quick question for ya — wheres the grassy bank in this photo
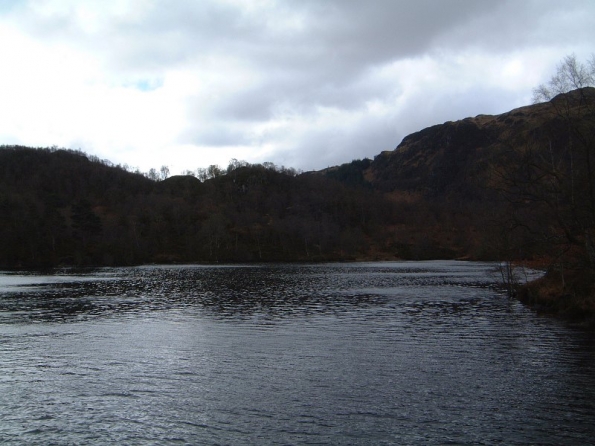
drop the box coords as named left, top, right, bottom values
left=517, top=268, right=595, bottom=329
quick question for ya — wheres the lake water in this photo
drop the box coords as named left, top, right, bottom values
left=0, top=261, right=594, bottom=445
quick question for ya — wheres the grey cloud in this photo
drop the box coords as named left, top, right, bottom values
left=276, top=84, right=530, bottom=172
left=14, top=1, right=578, bottom=87
left=168, top=0, right=554, bottom=127
left=18, top=1, right=593, bottom=74
left=208, top=71, right=393, bottom=122
left=14, top=1, right=507, bottom=74
left=437, top=0, right=595, bottom=53
left=164, top=0, right=594, bottom=168
left=6, top=0, right=595, bottom=172
left=178, top=123, right=250, bottom=148
left=269, top=114, right=400, bottom=171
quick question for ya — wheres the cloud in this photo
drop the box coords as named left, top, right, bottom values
left=0, top=0, right=594, bottom=173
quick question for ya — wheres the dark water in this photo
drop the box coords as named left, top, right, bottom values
left=0, top=261, right=594, bottom=445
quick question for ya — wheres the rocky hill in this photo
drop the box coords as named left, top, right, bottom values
left=322, top=87, right=595, bottom=322
left=1, top=88, right=594, bottom=274
left=330, top=87, right=595, bottom=199
left=2, top=88, right=595, bottom=322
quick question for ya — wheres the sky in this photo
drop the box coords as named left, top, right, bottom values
left=0, top=0, right=594, bottom=174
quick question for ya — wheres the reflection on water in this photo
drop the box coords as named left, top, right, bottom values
left=0, top=262, right=504, bottom=323
left=0, top=261, right=594, bottom=445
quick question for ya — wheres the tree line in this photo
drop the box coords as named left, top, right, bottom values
left=2, top=54, right=595, bottom=325
left=492, top=54, right=595, bottom=320
left=0, top=145, right=471, bottom=267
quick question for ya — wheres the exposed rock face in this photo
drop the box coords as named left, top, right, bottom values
left=364, top=87, right=595, bottom=200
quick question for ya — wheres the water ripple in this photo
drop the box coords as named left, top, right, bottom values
left=0, top=261, right=594, bottom=445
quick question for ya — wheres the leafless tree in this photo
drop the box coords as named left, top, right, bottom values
left=499, top=55, right=595, bottom=281
left=533, top=54, right=595, bottom=103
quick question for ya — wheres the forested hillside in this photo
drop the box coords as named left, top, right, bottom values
left=1, top=87, right=594, bottom=310
left=0, top=89, right=595, bottom=267
left=2, top=82, right=595, bottom=318
left=324, top=85, right=595, bottom=322
left=0, top=139, right=501, bottom=267
left=0, top=147, right=402, bottom=266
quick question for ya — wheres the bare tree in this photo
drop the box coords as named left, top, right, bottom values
left=533, top=54, right=595, bottom=103
left=159, top=165, right=170, bottom=181
left=498, top=55, right=595, bottom=282
left=146, top=168, right=160, bottom=181
left=227, top=158, right=248, bottom=173
left=195, top=167, right=208, bottom=182
left=207, top=164, right=224, bottom=179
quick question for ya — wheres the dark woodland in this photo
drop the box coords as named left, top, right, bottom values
left=1, top=85, right=595, bottom=322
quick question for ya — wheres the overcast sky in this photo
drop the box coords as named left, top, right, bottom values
left=0, top=0, right=593, bottom=174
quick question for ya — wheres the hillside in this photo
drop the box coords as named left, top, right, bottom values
left=2, top=88, right=595, bottom=322
left=328, top=88, right=595, bottom=198
left=0, top=146, right=405, bottom=266
left=1, top=89, right=594, bottom=276
left=322, top=87, right=595, bottom=323
left=365, top=101, right=555, bottom=196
